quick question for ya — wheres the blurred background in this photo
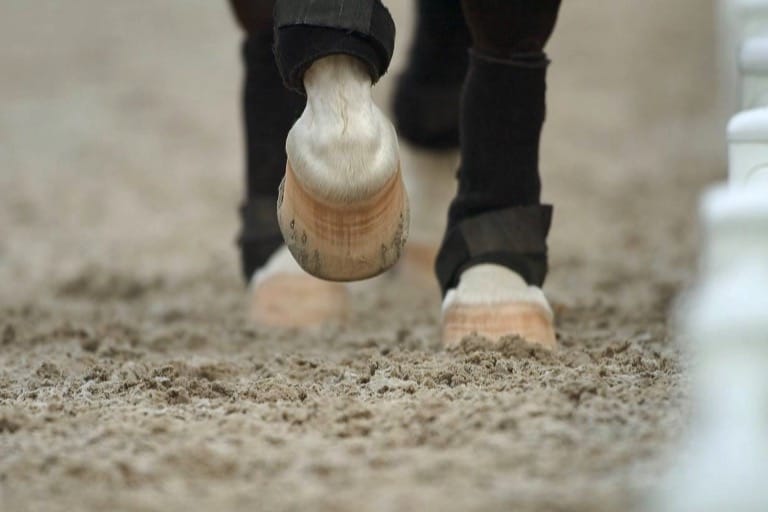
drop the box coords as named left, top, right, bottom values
left=1, top=1, right=244, bottom=297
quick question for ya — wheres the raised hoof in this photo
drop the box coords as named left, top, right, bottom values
left=277, top=162, right=409, bottom=282
left=248, top=273, right=349, bottom=328
left=441, top=301, right=556, bottom=349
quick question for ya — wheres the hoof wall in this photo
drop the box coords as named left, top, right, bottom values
left=277, top=163, right=409, bottom=282
left=441, top=301, right=556, bottom=350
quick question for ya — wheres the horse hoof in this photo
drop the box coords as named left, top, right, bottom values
left=441, top=264, right=556, bottom=349
left=247, top=246, right=349, bottom=328
left=278, top=55, right=408, bottom=281
left=277, top=162, right=408, bottom=281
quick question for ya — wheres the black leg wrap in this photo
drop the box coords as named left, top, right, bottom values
left=273, top=0, right=396, bottom=93
left=435, top=205, right=553, bottom=296
left=238, top=197, right=285, bottom=282
left=237, top=33, right=304, bottom=282
left=393, top=74, right=464, bottom=150
left=242, top=34, right=304, bottom=199
left=436, top=50, right=553, bottom=296
left=453, top=51, right=549, bottom=213
left=392, top=0, right=469, bottom=149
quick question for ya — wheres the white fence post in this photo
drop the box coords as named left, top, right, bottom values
left=655, top=6, right=768, bottom=508
left=655, top=185, right=768, bottom=512
left=740, top=36, right=768, bottom=108
left=719, top=0, right=768, bottom=110
left=727, top=109, right=768, bottom=184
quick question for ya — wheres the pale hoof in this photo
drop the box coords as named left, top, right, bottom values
left=441, top=264, right=556, bottom=350
left=279, top=55, right=407, bottom=282
left=278, top=162, right=409, bottom=281
left=247, top=246, right=349, bottom=328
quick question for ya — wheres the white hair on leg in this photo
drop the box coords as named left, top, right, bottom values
left=442, top=264, right=552, bottom=311
left=249, top=245, right=305, bottom=288
left=286, top=55, right=400, bottom=202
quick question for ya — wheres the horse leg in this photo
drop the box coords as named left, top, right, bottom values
left=231, top=0, right=349, bottom=328
left=392, top=0, right=469, bottom=285
left=439, top=0, right=563, bottom=349
left=273, top=0, right=407, bottom=282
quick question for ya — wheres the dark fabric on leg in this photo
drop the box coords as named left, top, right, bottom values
left=436, top=1, right=562, bottom=295
left=237, top=30, right=305, bottom=282
left=436, top=205, right=553, bottom=294
left=392, top=0, right=470, bottom=149
left=273, top=0, right=396, bottom=92
left=451, top=51, right=548, bottom=218
left=460, top=0, right=562, bottom=58
left=238, top=198, right=285, bottom=282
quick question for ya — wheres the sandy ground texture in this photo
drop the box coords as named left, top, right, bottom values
left=1, top=1, right=724, bottom=511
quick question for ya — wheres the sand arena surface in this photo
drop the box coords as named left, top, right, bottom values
left=1, top=1, right=722, bottom=510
